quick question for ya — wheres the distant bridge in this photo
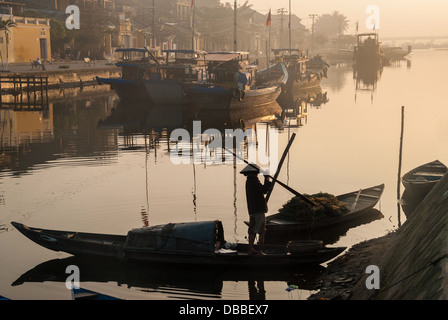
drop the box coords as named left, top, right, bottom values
left=379, top=35, right=448, bottom=45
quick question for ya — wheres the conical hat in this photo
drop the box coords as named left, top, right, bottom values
left=240, top=164, right=260, bottom=175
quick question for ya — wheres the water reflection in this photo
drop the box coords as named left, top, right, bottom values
left=353, top=63, right=383, bottom=103
left=12, top=256, right=324, bottom=300
left=0, top=91, right=120, bottom=176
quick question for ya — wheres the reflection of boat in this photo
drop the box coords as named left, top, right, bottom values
left=255, top=184, right=385, bottom=237
left=72, top=288, right=121, bottom=300
left=11, top=220, right=344, bottom=268
left=400, top=189, right=423, bottom=218
left=12, top=256, right=327, bottom=299
left=353, top=63, right=383, bottom=96
left=189, top=52, right=288, bottom=114
left=354, top=33, right=388, bottom=67
left=402, top=160, right=447, bottom=198
left=190, top=101, right=283, bottom=130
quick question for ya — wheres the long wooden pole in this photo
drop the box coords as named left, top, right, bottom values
left=233, top=0, right=237, bottom=52
left=265, top=132, right=296, bottom=202
left=224, top=146, right=317, bottom=207
left=397, top=105, right=405, bottom=227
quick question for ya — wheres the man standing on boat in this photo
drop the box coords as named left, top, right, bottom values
left=241, top=164, right=271, bottom=255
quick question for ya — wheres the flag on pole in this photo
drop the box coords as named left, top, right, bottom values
left=191, top=0, right=194, bottom=8
left=266, top=9, right=271, bottom=27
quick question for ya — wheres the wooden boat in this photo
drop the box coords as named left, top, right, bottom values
left=354, top=33, right=388, bottom=68
left=401, top=160, right=447, bottom=198
left=142, top=49, right=207, bottom=105
left=188, top=52, right=288, bottom=114
left=97, top=48, right=206, bottom=105
left=272, top=49, right=329, bottom=94
left=383, top=46, right=412, bottom=61
left=11, top=220, right=344, bottom=268
left=254, top=184, right=385, bottom=235
left=96, top=48, right=157, bottom=101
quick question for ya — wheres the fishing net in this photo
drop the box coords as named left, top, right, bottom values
left=277, top=192, right=349, bottom=221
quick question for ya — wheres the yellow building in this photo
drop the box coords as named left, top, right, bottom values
left=0, top=2, right=51, bottom=63
left=10, top=16, right=52, bottom=63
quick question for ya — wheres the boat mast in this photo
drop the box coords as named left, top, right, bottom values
left=233, top=0, right=237, bottom=51
left=289, top=0, right=291, bottom=51
left=152, top=0, right=155, bottom=48
left=191, top=0, right=195, bottom=51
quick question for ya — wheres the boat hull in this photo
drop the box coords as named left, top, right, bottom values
left=11, top=222, right=345, bottom=268
left=96, top=77, right=149, bottom=101
left=257, top=184, right=385, bottom=237
left=142, top=79, right=189, bottom=105
left=401, top=160, right=447, bottom=198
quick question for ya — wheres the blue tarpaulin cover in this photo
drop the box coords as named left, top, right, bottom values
left=125, top=220, right=224, bottom=253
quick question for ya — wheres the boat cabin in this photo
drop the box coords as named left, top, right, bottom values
left=356, top=33, right=380, bottom=47
left=157, top=49, right=208, bottom=83
left=115, top=48, right=160, bottom=81
left=272, top=48, right=308, bottom=76
left=199, top=51, right=257, bottom=89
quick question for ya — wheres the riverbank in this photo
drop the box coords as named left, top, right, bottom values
left=308, top=232, right=396, bottom=300
left=310, top=170, right=448, bottom=300
left=0, top=60, right=120, bottom=89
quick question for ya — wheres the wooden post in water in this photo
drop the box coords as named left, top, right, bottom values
left=397, top=106, right=405, bottom=227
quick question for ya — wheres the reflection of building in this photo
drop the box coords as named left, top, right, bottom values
left=0, top=2, right=51, bottom=62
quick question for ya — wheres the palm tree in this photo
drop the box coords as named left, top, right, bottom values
left=0, top=19, right=17, bottom=71
left=331, top=11, right=349, bottom=37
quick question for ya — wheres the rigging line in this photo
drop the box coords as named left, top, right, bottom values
left=378, top=253, right=448, bottom=294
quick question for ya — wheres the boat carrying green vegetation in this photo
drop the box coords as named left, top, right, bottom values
left=277, top=193, right=350, bottom=221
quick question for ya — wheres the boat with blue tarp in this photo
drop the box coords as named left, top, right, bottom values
left=11, top=220, right=344, bottom=268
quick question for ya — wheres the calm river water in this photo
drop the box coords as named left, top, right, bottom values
left=1, top=49, right=447, bottom=300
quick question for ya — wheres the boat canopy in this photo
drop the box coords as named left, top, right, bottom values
left=124, top=220, right=225, bottom=253
left=203, top=51, right=250, bottom=62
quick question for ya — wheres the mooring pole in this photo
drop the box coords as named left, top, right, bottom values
left=397, top=105, right=405, bottom=227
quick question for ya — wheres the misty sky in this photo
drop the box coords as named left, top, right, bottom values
left=224, top=0, right=448, bottom=38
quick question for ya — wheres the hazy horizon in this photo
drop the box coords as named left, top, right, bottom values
left=222, top=0, right=448, bottom=39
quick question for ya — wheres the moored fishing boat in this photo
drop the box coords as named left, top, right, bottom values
left=249, top=184, right=385, bottom=236
left=188, top=52, right=288, bottom=117
left=142, top=49, right=207, bottom=105
left=354, top=32, right=388, bottom=67
left=97, top=48, right=207, bottom=105
left=272, top=49, right=329, bottom=93
left=11, top=220, right=344, bottom=268
left=401, top=160, right=447, bottom=198
left=96, top=48, right=158, bottom=101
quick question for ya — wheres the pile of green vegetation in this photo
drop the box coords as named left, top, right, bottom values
left=277, top=192, right=349, bottom=221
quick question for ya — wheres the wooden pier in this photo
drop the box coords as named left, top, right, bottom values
left=0, top=75, right=49, bottom=110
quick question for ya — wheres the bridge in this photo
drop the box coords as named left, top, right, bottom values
left=379, top=35, right=448, bottom=46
